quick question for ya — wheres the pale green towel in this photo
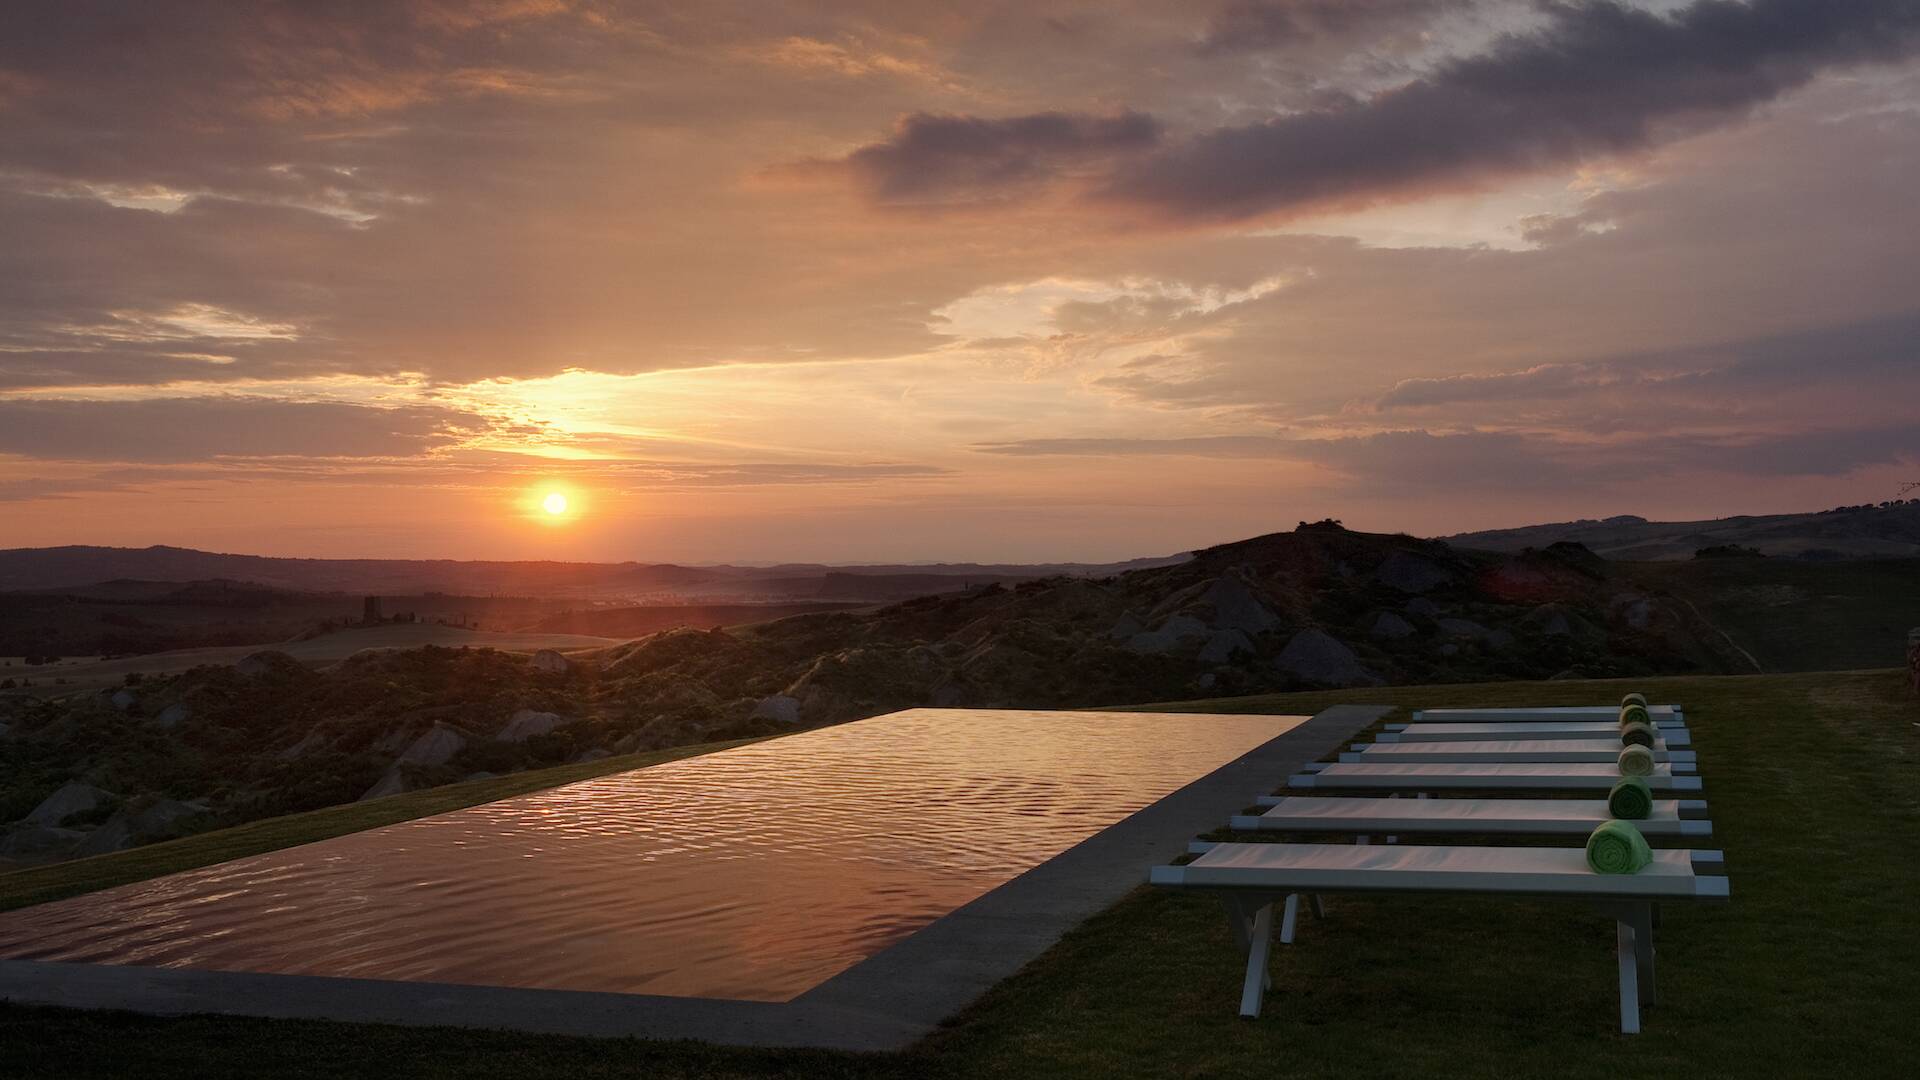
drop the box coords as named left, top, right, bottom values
left=1622, top=692, right=1648, bottom=709
left=1619, top=702, right=1651, bottom=728
left=1608, top=776, right=1653, bottom=820
left=1617, top=743, right=1656, bottom=776
left=1586, top=819, right=1653, bottom=874
left=1620, top=720, right=1656, bottom=748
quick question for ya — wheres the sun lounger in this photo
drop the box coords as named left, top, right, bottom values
left=1230, top=795, right=1712, bottom=837
left=1288, top=762, right=1702, bottom=792
left=1381, top=721, right=1689, bottom=746
left=1413, top=705, right=1681, bottom=723
left=1150, top=841, right=1728, bottom=1031
left=1341, top=739, right=1695, bottom=764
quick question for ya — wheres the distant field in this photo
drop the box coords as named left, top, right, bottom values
left=526, top=601, right=868, bottom=637
left=5, top=624, right=621, bottom=695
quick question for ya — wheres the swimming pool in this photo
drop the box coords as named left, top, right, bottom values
left=0, top=708, right=1304, bottom=1002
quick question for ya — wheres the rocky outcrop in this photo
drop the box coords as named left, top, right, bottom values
left=1274, top=629, right=1378, bottom=687
left=531, top=649, right=572, bottom=674
left=1106, top=611, right=1144, bottom=640
left=1437, top=618, right=1514, bottom=650
left=1611, top=594, right=1655, bottom=630
left=1197, top=629, right=1253, bottom=664
left=497, top=709, right=566, bottom=743
left=1125, top=615, right=1209, bottom=654
left=110, top=689, right=138, bottom=711
left=1376, top=552, right=1452, bottom=594
left=750, top=695, right=802, bottom=725
left=24, top=781, right=112, bottom=826
left=72, top=799, right=204, bottom=857
left=278, top=726, right=328, bottom=761
left=151, top=703, right=191, bottom=729
left=1370, top=611, right=1416, bottom=640
left=1200, top=575, right=1280, bottom=634
left=235, top=650, right=296, bottom=678
left=1525, top=604, right=1575, bottom=636
left=398, top=723, right=468, bottom=767
left=360, top=723, right=470, bottom=801
left=0, top=825, right=82, bottom=858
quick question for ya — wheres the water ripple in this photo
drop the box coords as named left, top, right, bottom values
left=0, top=708, right=1298, bottom=1001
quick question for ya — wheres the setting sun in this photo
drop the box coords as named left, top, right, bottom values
left=542, top=492, right=569, bottom=515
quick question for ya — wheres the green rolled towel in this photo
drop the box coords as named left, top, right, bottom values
left=1619, top=702, right=1651, bottom=728
left=1608, top=775, right=1654, bottom=819
left=1622, top=692, right=1648, bottom=709
left=1620, top=720, right=1656, bottom=748
left=1586, top=819, right=1653, bottom=874
left=1617, top=743, right=1655, bottom=776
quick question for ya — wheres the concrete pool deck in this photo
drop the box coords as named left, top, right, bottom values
left=0, top=703, right=1388, bottom=1051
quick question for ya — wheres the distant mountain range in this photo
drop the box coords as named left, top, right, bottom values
left=1445, top=502, right=1920, bottom=560
left=0, top=545, right=1189, bottom=599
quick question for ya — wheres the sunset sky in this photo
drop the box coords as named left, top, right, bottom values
left=3, top=0, right=1918, bottom=562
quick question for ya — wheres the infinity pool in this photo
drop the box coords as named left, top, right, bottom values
left=0, top=708, right=1302, bottom=1001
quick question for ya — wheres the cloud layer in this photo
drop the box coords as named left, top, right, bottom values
left=2, top=1, right=1918, bottom=559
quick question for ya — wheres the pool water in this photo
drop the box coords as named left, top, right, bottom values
left=0, top=708, right=1302, bottom=1001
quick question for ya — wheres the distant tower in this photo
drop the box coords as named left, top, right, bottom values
left=363, top=596, right=384, bottom=624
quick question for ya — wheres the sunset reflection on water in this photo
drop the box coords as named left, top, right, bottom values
left=0, top=708, right=1301, bottom=1001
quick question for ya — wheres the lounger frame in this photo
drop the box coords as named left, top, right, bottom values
left=1152, top=843, right=1727, bottom=1032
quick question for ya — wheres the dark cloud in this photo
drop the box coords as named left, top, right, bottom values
left=1378, top=310, right=1920, bottom=410
left=1112, top=0, right=1920, bottom=220
left=970, top=422, right=1920, bottom=491
left=1196, top=0, right=1464, bottom=55
left=974, top=434, right=1291, bottom=457
left=0, top=397, right=493, bottom=463
left=830, top=110, right=1162, bottom=205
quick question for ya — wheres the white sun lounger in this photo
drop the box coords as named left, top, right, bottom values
left=1150, top=842, right=1728, bottom=1031
left=1414, top=705, right=1680, bottom=723
left=1231, top=795, right=1713, bottom=837
left=1341, top=739, right=1695, bottom=764
left=1289, top=762, right=1703, bottom=792
left=1381, top=721, right=1689, bottom=746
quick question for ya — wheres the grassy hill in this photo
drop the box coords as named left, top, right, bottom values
left=2, top=668, right=1914, bottom=1078
left=8, top=521, right=1916, bottom=869
left=1447, top=502, right=1920, bottom=560
left=1626, top=557, right=1920, bottom=672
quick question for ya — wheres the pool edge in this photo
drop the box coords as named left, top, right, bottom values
left=0, top=704, right=1390, bottom=1052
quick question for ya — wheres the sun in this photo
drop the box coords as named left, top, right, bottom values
left=542, top=491, right=569, bottom=516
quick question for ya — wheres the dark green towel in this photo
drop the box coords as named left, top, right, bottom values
left=1619, top=702, right=1652, bottom=728
left=1617, top=743, right=1655, bottom=776
left=1620, top=720, right=1656, bottom=748
left=1608, top=776, right=1653, bottom=819
left=1586, top=819, right=1653, bottom=874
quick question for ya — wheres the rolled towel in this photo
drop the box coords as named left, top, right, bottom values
left=1620, top=720, right=1656, bottom=748
left=1608, top=775, right=1654, bottom=819
left=1586, top=819, right=1653, bottom=874
left=1619, top=702, right=1652, bottom=728
left=1617, top=743, right=1656, bottom=776
left=1622, top=692, right=1648, bottom=709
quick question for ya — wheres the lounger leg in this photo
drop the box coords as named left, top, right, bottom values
left=1632, top=902, right=1657, bottom=1006
left=1240, top=902, right=1274, bottom=1019
left=1279, top=892, right=1300, bottom=945
left=1308, top=893, right=1327, bottom=920
left=1616, top=919, right=1642, bottom=1034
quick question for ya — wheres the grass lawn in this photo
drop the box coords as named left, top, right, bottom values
left=3, top=670, right=1916, bottom=1078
